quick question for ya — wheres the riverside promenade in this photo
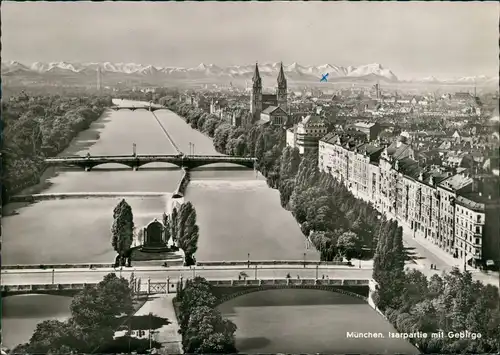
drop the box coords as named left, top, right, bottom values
left=114, top=294, right=183, bottom=354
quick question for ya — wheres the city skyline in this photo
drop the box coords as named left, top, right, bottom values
left=2, top=1, right=498, bottom=79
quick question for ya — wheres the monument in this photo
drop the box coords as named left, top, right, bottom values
left=141, top=218, right=169, bottom=252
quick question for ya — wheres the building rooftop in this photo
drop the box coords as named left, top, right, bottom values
left=438, top=173, right=474, bottom=191
left=397, top=157, right=421, bottom=179
left=301, top=114, right=324, bottom=126
left=356, top=143, right=384, bottom=156
left=320, top=131, right=366, bottom=147
left=456, top=192, right=500, bottom=212
left=261, top=106, right=287, bottom=115
left=386, top=141, right=412, bottom=160
left=353, top=121, right=377, bottom=129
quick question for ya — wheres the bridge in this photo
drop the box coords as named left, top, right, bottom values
left=110, top=105, right=165, bottom=112
left=45, top=154, right=257, bottom=171
left=1, top=277, right=377, bottom=302
left=1, top=264, right=375, bottom=296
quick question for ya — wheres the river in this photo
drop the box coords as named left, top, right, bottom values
left=219, top=289, right=418, bottom=354
left=2, top=99, right=413, bottom=352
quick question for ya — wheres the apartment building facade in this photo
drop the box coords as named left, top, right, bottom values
left=318, top=133, right=500, bottom=268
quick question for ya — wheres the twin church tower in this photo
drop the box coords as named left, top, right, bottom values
left=250, top=62, right=288, bottom=121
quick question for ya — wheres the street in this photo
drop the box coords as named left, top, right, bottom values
left=1, top=266, right=374, bottom=286
left=402, top=226, right=500, bottom=287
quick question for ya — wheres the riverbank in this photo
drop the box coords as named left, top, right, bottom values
left=2, top=96, right=113, bottom=203
left=3, top=109, right=110, bottom=216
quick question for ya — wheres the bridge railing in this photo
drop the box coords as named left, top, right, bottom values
left=1, top=259, right=353, bottom=270
left=1, top=283, right=91, bottom=293
left=196, top=260, right=350, bottom=267
left=2, top=278, right=372, bottom=295
left=2, top=263, right=114, bottom=270
left=187, top=155, right=256, bottom=160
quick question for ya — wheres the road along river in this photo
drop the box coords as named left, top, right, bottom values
left=2, top=100, right=415, bottom=353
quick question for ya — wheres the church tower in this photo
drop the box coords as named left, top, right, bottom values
left=250, top=63, right=262, bottom=122
left=277, top=62, right=287, bottom=112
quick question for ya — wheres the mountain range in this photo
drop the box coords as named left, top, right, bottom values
left=2, top=61, right=497, bottom=87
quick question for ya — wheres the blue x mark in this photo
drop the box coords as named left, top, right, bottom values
left=320, top=73, right=329, bottom=82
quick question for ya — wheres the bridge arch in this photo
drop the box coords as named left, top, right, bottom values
left=136, top=161, right=182, bottom=170
left=78, top=161, right=137, bottom=170
left=186, top=160, right=255, bottom=170
left=1, top=288, right=84, bottom=298
left=212, top=284, right=369, bottom=307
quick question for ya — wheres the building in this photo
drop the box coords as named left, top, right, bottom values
left=455, top=191, right=500, bottom=268
left=260, top=106, right=288, bottom=126
left=318, top=132, right=368, bottom=184
left=250, top=63, right=288, bottom=125
left=286, top=112, right=328, bottom=154
left=318, top=134, right=500, bottom=268
left=351, top=122, right=382, bottom=141
left=436, top=173, right=474, bottom=255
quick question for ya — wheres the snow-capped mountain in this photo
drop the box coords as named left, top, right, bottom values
left=412, top=74, right=497, bottom=86
left=1, top=60, right=496, bottom=86
left=346, top=63, right=398, bottom=81
left=2, top=61, right=31, bottom=72
left=3, top=60, right=400, bottom=81
left=419, top=76, right=440, bottom=83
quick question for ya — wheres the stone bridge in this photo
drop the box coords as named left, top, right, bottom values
left=205, top=278, right=376, bottom=305
left=1, top=283, right=92, bottom=297
left=1, top=278, right=377, bottom=302
left=45, top=154, right=257, bottom=171
left=110, top=105, right=164, bottom=112
left=130, top=278, right=376, bottom=303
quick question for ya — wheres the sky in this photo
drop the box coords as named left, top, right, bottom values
left=2, top=1, right=498, bottom=79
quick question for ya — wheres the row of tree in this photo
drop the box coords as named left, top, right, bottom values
left=176, top=277, right=237, bottom=354
left=163, top=99, right=381, bottom=261
left=2, top=94, right=113, bottom=203
left=11, top=274, right=157, bottom=354
left=372, top=218, right=500, bottom=353
left=282, top=151, right=382, bottom=261
left=163, top=98, right=286, bottom=181
left=164, top=94, right=500, bottom=353
left=163, top=202, right=200, bottom=266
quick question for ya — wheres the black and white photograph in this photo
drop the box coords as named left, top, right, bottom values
left=1, top=1, right=499, bottom=354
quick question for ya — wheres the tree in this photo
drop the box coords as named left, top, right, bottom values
left=71, top=274, right=133, bottom=328
left=310, top=231, right=332, bottom=261
left=25, top=320, right=77, bottom=354
left=254, top=133, right=266, bottom=162
left=336, top=231, right=362, bottom=261
left=171, top=202, right=200, bottom=266
left=111, top=199, right=135, bottom=266
left=170, top=207, right=178, bottom=244
left=162, top=212, right=171, bottom=245
left=19, top=273, right=135, bottom=354
left=184, top=306, right=237, bottom=354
